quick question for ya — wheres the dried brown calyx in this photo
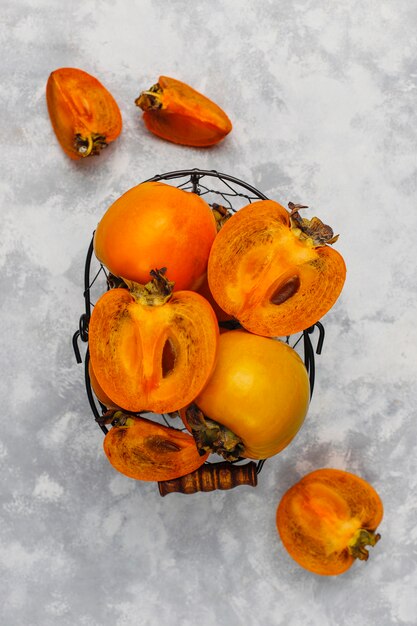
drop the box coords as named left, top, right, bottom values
left=74, top=133, right=108, bottom=157
left=185, top=404, right=245, bottom=462
left=123, top=267, right=175, bottom=306
left=135, top=82, right=164, bottom=111
left=288, top=202, right=339, bottom=246
left=211, top=203, right=232, bottom=232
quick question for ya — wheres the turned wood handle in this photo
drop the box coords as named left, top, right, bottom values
left=158, top=461, right=258, bottom=496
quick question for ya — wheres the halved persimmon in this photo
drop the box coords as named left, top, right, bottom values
left=103, top=413, right=209, bottom=482
left=88, top=269, right=219, bottom=414
left=46, top=67, right=122, bottom=159
left=94, top=181, right=217, bottom=291
left=276, top=469, right=383, bottom=576
left=135, top=76, right=232, bottom=147
left=208, top=200, right=346, bottom=337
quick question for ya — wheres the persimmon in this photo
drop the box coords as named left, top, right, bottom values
left=276, top=469, right=383, bottom=576
left=208, top=200, right=346, bottom=337
left=197, top=274, right=233, bottom=323
left=135, top=76, right=232, bottom=147
left=88, top=359, right=120, bottom=410
left=184, top=329, right=310, bottom=461
left=46, top=67, right=122, bottom=159
left=88, top=269, right=219, bottom=414
left=103, top=412, right=209, bottom=481
left=94, top=181, right=217, bottom=291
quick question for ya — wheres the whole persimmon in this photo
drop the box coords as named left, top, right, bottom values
left=183, top=329, right=310, bottom=461
left=94, top=181, right=217, bottom=291
left=276, top=469, right=383, bottom=576
left=208, top=200, right=346, bottom=337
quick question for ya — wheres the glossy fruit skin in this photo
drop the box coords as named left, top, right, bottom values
left=194, top=330, right=310, bottom=459
left=136, top=76, right=232, bottom=146
left=46, top=67, right=122, bottom=159
left=104, top=415, right=209, bottom=481
left=88, top=286, right=219, bottom=414
left=276, top=469, right=383, bottom=576
left=94, top=181, right=217, bottom=291
left=208, top=200, right=346, bottom=337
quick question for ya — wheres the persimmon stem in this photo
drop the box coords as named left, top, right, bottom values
left=288, top=201, right=339, bottom=246
left=75, top=133, right=107, bottom=157
left=186, top=404, right=245, bottom=462
left=125, top=268, right=175, bottom=306
left=135, top=83, right=164, bottom=111
left=348, top=529, right=381, bottom=561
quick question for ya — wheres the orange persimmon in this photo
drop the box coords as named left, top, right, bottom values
left=88, top=359, right=120, bottom=410
left=103, top=413, right=209, bottom=481
left=88, top=269, right=219, bottom=414
left=208, top=200, right=346, bottom=337
left=46, top=67, right=122, bottom=159
left=94, top=181, right=217, bottom=291
left=276, top=469, right=383, bottom=576
left=182, top=329, right=310, bottom=461
left=197, top=274, right=233, bottom=323
left=135, top=76, right=232, bottom=147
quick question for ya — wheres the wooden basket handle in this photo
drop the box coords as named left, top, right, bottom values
left=158, top=461, right=258, bottom=496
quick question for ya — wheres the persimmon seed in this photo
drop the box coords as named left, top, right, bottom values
left=270, top=275, right=301, bottom=305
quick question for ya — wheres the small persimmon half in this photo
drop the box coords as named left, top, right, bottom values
left=46, top=67, right=122, bottom=159
left=88, top=269, right=219, bottom=414
left=103, top=413, right=209, bottom=482
left=135, top=76, right=232, bottom=147
left=276, top=469, right=383, bottom=576
left=94, top=181, right=217, bottom=291
left=208, top=200, right=346, bottom=337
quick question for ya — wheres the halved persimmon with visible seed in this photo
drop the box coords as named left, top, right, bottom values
left=276, top=469, right=383, bottom=576
left=135, top=76, right=232, bottom=147
left=88, top=269, right=219, bottom=414
left=46, top=67, right=122, bottom=159
left=103, top=412, right=209, bottom=481
left=208, top=200, right=346, bottom=337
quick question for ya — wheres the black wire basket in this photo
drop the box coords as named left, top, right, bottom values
left=72, top=168, right=325, bottom=495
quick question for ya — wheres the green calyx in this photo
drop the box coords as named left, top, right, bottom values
left=348, top=528, right=381, bottom=561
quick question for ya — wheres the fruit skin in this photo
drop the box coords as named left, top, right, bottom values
left=207, top=199, right=346, bottom=337
left=276, top=468, right=383, bottom=576
left=192, top=329, right=310, bottom=460
left=46, top=67, right=122, bottom=159
left=94, top=181, right=217, bottom=291
left=135, top=76, right=232, bottom=147
left=88, top=276, right=219, bottom=415
left=103, top=414, right=209, bottom=481
left=88, top=359, right=120, bottom=410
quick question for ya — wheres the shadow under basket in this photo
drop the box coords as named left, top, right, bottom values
left=72, top=168, right=325, bottom=496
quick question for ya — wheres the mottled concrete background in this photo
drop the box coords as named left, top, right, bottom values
left=1, top=1, right=416, bottom=624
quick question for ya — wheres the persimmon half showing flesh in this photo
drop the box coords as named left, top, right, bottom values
left=88, top=270, right=219, bottom=414
left=94, top=181, right=217, bottom=291
left=103, top=413, right=209, bottom=482
left=276, top=469, right=383, bottom=576
left=183, top=329, right=310, bottom=461
left=208, top=200, right=346, bottom=337
left=135, top=76, right=232, bottom=147
left=46, top=67, right=122, bottom=159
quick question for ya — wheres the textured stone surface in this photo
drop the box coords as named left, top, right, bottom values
left=1, top=1, right=416, bottom=624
